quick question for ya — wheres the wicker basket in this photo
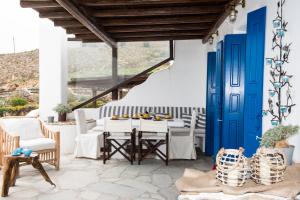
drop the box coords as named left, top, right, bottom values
left=216, top=147, right=249, bottom=187
left=251, top=147, right=287, bottom=185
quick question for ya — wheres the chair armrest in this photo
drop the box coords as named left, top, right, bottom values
left=40, top=122, right=60, bottom=142
left=0, top=127, right=20, bottom=156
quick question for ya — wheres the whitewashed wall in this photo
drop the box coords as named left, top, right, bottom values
left=104, top=1, right=300, bottom=162
left=37, top=0, right=300, bottom=162
left=202, top=0, right=300, bottom=162
left=106, top=40, right=207, bottom=108
left=39, top=19, right=68, bottom=121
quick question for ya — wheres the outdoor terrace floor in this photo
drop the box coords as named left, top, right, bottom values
left=0, top=155, right=212, bottom=200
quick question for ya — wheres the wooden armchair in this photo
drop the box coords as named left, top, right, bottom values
left=0, top=117, right=60, bottom=170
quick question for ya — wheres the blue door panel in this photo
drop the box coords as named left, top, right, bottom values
left=205, top=52, right=216, bottom=156
left=244, top=7, right=266, bottom=157
left=213, top=41, right=223, bottom=156
left=222, top=34, right=246, bottom=149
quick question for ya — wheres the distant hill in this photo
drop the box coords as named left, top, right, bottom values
left=0, top=50, right=39, bottom=92
left=0, top=41, right=169, bottom=93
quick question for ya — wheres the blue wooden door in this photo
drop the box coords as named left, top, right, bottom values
left=205, top=52, right=216, bottom=156
left=222, top=34, right=246, bottom=149
left=244, top=7, right=266, bottom=156
left=213, top=41, right=224, bottom=155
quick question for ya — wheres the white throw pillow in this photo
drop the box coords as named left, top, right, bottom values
left=0, top=118, right=45, bottom=140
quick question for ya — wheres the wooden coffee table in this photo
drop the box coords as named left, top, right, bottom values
left=1, top=153, right=55, bottom=197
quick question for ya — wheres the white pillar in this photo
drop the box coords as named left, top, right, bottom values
left=39, top=19, right=68, bottom=121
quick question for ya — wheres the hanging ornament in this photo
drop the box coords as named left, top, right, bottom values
left=273, top=19, right=281, bottom=28
left=269, top=90, right=276, bottom=97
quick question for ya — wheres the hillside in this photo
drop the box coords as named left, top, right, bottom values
left=0, top=41, right=169, bottom=97
left=0, top=49, right=39, bottom=92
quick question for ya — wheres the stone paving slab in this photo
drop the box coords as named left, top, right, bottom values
left=0, top=155, right=211, bottom=200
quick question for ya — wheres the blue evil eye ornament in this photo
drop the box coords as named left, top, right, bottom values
left=266, top=58, right=273, bottom=66
left=273, top=19, right=281, bottom=28
left=276, top=28, right=285, bottom=37
left=273, top=82, right=282, bottom=88
left=269, top=90, right=276, bottom=97
left=271, top=120, right=279, bottom=126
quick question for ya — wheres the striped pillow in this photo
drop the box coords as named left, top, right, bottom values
left=196, top=114, right=206, bottom=129
left=181, top=113, right=192, bottom=128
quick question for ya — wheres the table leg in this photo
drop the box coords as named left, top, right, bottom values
left=1, top=159, right=14, bottom=197
left=10, top=161, right=19, bottom=186
left=31, top=157, right=55, bottom=186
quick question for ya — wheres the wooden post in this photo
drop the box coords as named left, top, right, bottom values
left=92, top=88, right=97, bottom=107
left=112, top=47, right=118, bottom=100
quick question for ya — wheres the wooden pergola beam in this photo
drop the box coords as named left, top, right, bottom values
left=79, top=0, right=229, bottom=7
left=66, top=27, right=91, bottom=34
left=75, top=35, right=203, bottom=43
left=118, top=31, right=206, bottom=38
left=54, top=20, right=83, bottom=28
left=20, top=0, right=60, bottom=8
left=76, top=31, right=206, bottom=40
left=55, top=0, right=117, bottom=48
left=92, top=6, right=225, bottom=18
left=40, top=11, right=73, bottom=19
left=105, top=23, right=211, bottom=33
left=100, top=15, right=219, bottom=26
left=202, top=0, right=242, bottom=43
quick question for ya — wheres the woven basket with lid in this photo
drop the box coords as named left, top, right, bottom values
left=251, top=147, right=287, bottom=185
left=216, top=147, right=249, bottom=187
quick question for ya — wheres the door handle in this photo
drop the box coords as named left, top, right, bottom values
left=218, top=119, right=223, bottom=122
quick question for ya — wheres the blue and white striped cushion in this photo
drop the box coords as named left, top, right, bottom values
left=181, top=113, right=192, bottom=128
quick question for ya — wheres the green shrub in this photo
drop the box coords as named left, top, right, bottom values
left=260, top=125, right=299, bottom=148
left=53, top=104, right=72, bottom=114
left=9, top=97, right=28, bottom=107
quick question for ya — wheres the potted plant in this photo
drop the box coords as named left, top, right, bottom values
left=53, top=104, right=71, bottom=122
left=260, top=125, right=299, bottom=165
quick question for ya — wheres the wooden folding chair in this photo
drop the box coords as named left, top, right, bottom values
left=103, top=118, right=135, bottom=165
left=138, top=119, right=169, bottom=165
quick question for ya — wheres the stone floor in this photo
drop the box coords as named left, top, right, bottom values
left=0, top=155, right=212, bottom=200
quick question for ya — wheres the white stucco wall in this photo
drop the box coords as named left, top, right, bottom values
left=104, top=1, right=300, bottom=162
left=37, top=0, right=300, bottom=162
left=107, top=40, right=207, bottom=108
left=39, top=19, right=68, bottom=121
left=203, top=0, right=300, bottom=162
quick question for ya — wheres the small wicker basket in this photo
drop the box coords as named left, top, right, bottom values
left=216, top=147, right=249, bottom=187
left=251, top=147, right=287, bottom=185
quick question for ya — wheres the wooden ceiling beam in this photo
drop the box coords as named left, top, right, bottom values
left=74, top=35, right=204, bottom=42
left=203, top=0, right=241, bottom=43
left=54, top=20, right=83, bottom=27
left=100, top=15, right=218, bottom=26
left=66, top=27, right=91, bottom=34
left=117, top=35, right=204, bottom=42
left=56, top=0, right=117, bottom=47
left=40, top=11, right=73, bottom=19
left=75, top=30, right=206, bottom=39
left=92, top=6, right=225, bottom=18
left=20, top=0, right=60, bottom=8
left=105, top=23, right=212, bottom=33
left=112, top=30, right=206, bottom=38
left=79, top=0, right=229, bottom=7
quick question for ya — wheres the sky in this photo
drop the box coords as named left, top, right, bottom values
left=0, top=0, right=40, bottom=54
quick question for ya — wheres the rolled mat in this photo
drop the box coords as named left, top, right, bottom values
left=175, top=165, right=300, bottom=199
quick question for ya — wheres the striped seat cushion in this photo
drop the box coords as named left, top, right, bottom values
left=196, top=113, right=206, bottom=130
left=99, top=105, right=206, bottom=131
left=181, top=114, right=192, bottom=128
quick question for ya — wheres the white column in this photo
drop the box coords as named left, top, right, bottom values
left=39, top=19, right=68, bottom=121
